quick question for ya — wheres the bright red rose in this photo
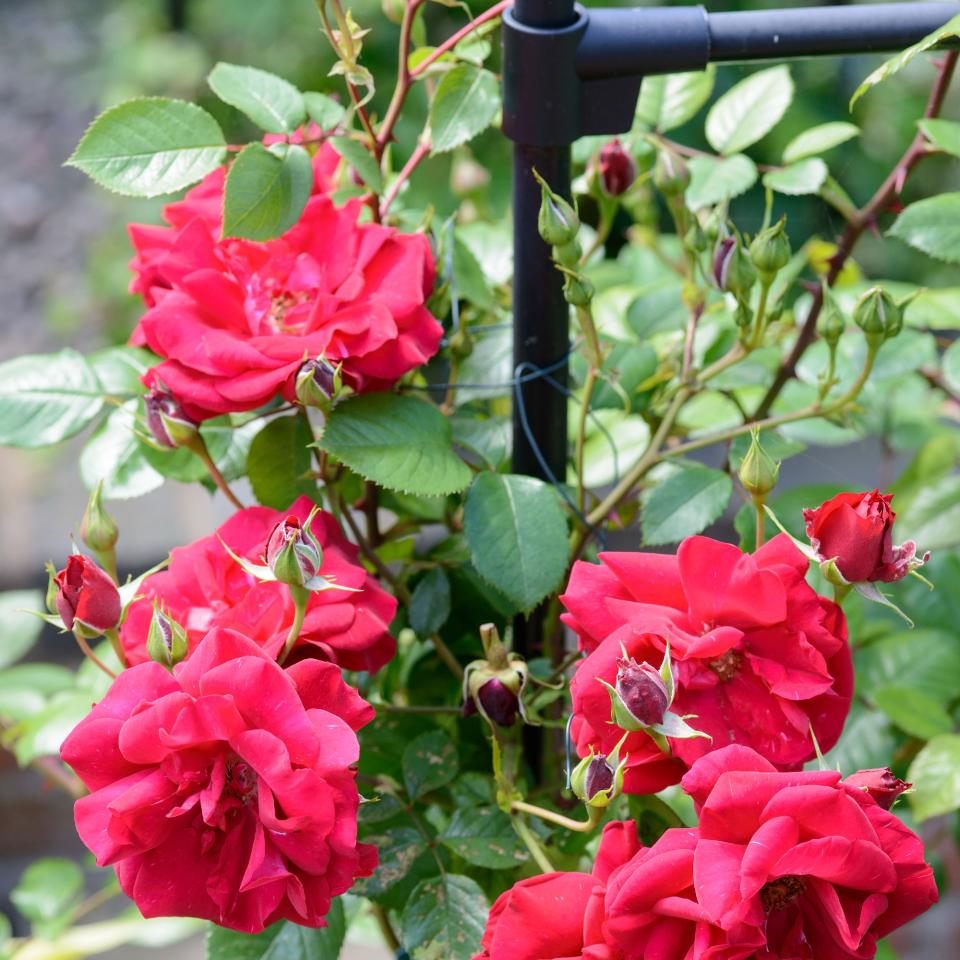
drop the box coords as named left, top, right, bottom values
left=120, top=496, right=396, bottom=672
left=803, top=489, right=928, bottom=583
left=678, top=745, right=938, bottom=959
left=844, top=767, right=912, bottom=811
left=54, top=555, right=121, bottom=634
left=127, top=142, right=442, bottom=420
left=562, top=535, right=853, bottom=794
left=60, top=628, right=376, bottom=933
left=474, top=821, right=642, bottom=960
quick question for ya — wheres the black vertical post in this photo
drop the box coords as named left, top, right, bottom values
left=510, top=0, right=578, bottom=668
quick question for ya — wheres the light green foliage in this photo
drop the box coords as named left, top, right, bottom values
left=888, top=192, right=960, bottom=264
left=635, top=67, right=715, bottom=132
left=246, top=415, right=317, bottom=510
left=642, top=462, right=732, bottom=546
left=208, top=62, right=307, bottom=133
left=705, top=65, right=794, bottom=155
left=429, top=65, right=500, bottom=153
left=401, top=875, right=489, bottom=960
left=206, top=902, right=345, bottom=960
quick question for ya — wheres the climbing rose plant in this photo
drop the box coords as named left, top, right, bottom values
left=1, top=3, right=959, bottom=959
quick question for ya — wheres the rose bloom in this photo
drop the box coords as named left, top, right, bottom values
left=54, top=555, right=121, bottom=634
left=803, top=490, right=927, bottom=583
left=120, top=496, right=397, bottom=672
left=61, top=628, right=376, bottom=932
left=127, top=141, right=443, bottom=420
left=562, top=535, right=853, bottom=794
left=674, top=745, right=938, bottom=959
left=474, top=821, right=642, bottom=960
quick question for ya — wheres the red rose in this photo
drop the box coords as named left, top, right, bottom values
left=54, top=555, right=121, bottom=634
left=595, top=139, right=637, bottom=197
left=677, top=745, right=937, bottom=959
left=803, top=489, right=928, bottom=583
left=60, top=628, right=376, bottom=933
left=844, top=767, right=912, bottom=810
left=127, top=143, right=442, bottom=420
left=562, top=535, right=853, bottom=793
left=474, top=821, right=641, bottom=960
left=120, top=497, right=396, bottom=672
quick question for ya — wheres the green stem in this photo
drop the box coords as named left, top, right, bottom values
left=429, top=631, right=465, bottom=680
left=749, top=280, right=772, bottom=349
left=103, top=628, right=127, bottom=669
left=511, top=815, right=556, bottom=873
left=510, top=799, right=602, bottom=834
left=754, top=498, right=766, bottom=553
left=575, top=365, right=598, bottom=515
left=279, top=586, right=309, bottom=664
left=192, top=442, right=244, bottom=510
left=74, top=632, right=117, bottom=679
left=377, top=703, right=462, bottom=715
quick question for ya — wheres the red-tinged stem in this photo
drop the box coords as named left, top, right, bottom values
left=74, top=632, right=117, bottom=679
left=410, top=0, right=514, bottom=80
left=380, top=138, right=431, bottom=216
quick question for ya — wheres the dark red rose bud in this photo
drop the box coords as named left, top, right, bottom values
left=144, top=387, right=200, bottom=449
left=844, top=768, right=911, bottom=810
left=54, top=555, right=121, bottom=634
left=803, top=490, right=928, bottom=584
left=596, top=139, right=637, bottom=197
left=464, top=678, right=520, bottom=726
left=616, top=656, right=669, bottom=727
left=582, top=754, right=615, bottom=799
left=265, top=515, right=323, bottom=586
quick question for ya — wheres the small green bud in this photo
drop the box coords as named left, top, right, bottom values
left=854, top=286, right=901, bottom=349
left=818, top=286, right=845, bottom=346
left=265, top=513, right=324, bottom=587
left=749, top=216, right=791, bottom=281
left=295, top=357, right=341, bottom=409
left=681, top=280, right=705, bottom=313
left=536, top=174, right=579, bottom=246
left=80, top=481, right=118, bottom=554
left=44, top=562, right=60, bottom=616
left=569, top=735, right=628, bottom=808
left=713, top=234, right=756, bottom=300
left=147, top=602, right=189, bottom=669
left=448, top=325, right=474, bottom=360
left=653, top=148, right=690, bottom=197
left=738, top=428, right=780, bottom=500
left=563, top=272, right=594, bottom=307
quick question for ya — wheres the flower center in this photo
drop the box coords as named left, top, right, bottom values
left=269, top=290, right=312, bottom=331
left=225, top=757, right=258, bottom=805
left=707, top=649, right=743, bottom=683
left=760, top=875, right=806, bottom=912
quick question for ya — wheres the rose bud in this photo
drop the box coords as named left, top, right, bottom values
left=463, top=676, right=522, bottom=726
left=295, top=357, right=341, bottom=409
left=818, top=284, right=845, bottom=346
left=803, top=489, right=930, bottom=584
left=562, top=271, right=594, bottom=307
left=595, top=139, right=637, bottom=197
left=844, top=768, right=912, bottom=810
left=738, top=428, right=779, bottom=501
left=569, top=739, right=628, bottom=808
left=144, top=386, right=200, bottom=450
left=463, top=624, right=529, bottom=727
left=536, top=174, right=579, bottom=247
left=653, top=147, right=689, bottom=197
left=80, top=481, right=118, bottom=554
left=713, top=233, right=756, bottom=300
left=146, top=602, right=188, bottom=669
left=54, top=555, right=121, bottom=636
left=265, top=514, right=324, bottom=587
left=749, top=216, right=791, bottom=282
left=854, top=286, right=901, bottom=349
left=616, top=656, right=669, bottom=727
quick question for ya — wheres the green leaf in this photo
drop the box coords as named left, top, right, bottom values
left=0, top=664, right=75, bottom=723
left=246, top=415, right=317, bottom=510
left=450, top=413, right=510, bottom=470
left=206, top=901, right=345, bottom=960
left=403, top=730, right=459, bottom=800
left=223, top=142, right=313, bottom=241
left=7, top=691, right=93, bottom=766
left=90, top=346, right=155, bottom=396
left=573, top=408, right=651, bottom=489
left=0, top=592, right=44, bottom=670
left=642, top=463, right=732, bottom=546
left=888, top=192, right=960, bottom=264
left=857, top=630, right=960, bottom=706
left=67, top=97, right=226, bottom=197
left=824, top=703, right=897, bottom=776
left=851, top=14, right=960, bottom=107
left=451, top=233, right=494, bottom=309
left=303, top=92, right=346, bottom=130
left=943, top=339, right=960, bottom=395
left=318, top=394, right=472, bottom=496
left=0, top=349, right=104, bottom=448
left=705, top=65, right=794, bottom=155
left=401, top=874, right=488, bottom=960
left=429, top=65, right=500, bottom=154
left=352, top=827, right=427, bottom=898
left=440, top=806, right=528, bottom=868
left=208, top=62, right=306, bottom=134
left=11, top=858, right=85, bottom=938
left=463, top=473, right=570, bottom=613
left=330, top=135, right=384, bottom=193
left=79, top=400, right=164, bottom=500
left=918, top=118, right=960, bottom=158
left=782, top=122, right=859, bottom=163
left=409, top=569, right=452, bottom=637
left=763, top=158, right=828, bottom=196
left=685, top=154, right=757, bottom=209
left=897, top=473, right=960, bottom=551
left=872, top=685, right=953, bottom=740
left=908, top=733, right=960, bottom=821
left=635, top=67, right=715, bottom=133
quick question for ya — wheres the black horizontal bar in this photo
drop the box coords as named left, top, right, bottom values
left=576, top=2, right=960, bottom=80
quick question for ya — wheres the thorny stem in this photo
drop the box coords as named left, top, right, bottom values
left=754, top=51, right=958, bottom=419
left=380, top=137, right=431, bottom=216
left=574, top=305, right=605, bottom=514
left=409, top=0, right=514, bottom=80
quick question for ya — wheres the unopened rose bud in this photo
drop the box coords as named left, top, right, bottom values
left=80, top=481, right=118, bottom=554
left=295, top=357, right=341, bottom=408
left=463, top=624, right=529, bottom=727
left=749, top=216, right=791, bottom=282
left=653, top=148, right=689, bottom=197
left=146, top=602, right=189, bottom=669
left=448, top=325, right=474, bottom=360
left=464, top=677, right=521, bottom=726
left=265, top=514, right=324, bottom=587
left=54, top=555, right=121, bottom=636
left=595, top=139, right=637, bottom=197
left=681, top=280, right=705, bottom=313
left=713, top=234, right=756, bottom=300
left=563, top=272, right=594, bottom=307
left=570, top=733, right=628, bottom=808
left=739, top=429, right=779, bottom=501
left=844, top=768, right=911, bottom=810
left=616, top=656, right=669, bottom=727
left=536, top=176, right=579, bottom=247
left=854, top=287, right=901, bottom=349
left=818, top=287, right=845, bottom=346
left=144, top=387, right=200, bottom=450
